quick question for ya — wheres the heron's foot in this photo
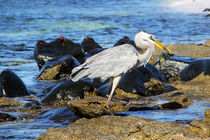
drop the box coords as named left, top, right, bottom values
left=106, top=101, right=114, bottom=116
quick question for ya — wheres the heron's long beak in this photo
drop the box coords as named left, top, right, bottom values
left=153, top=40, right=174, bottom=55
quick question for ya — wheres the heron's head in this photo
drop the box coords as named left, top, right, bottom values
left=134, top=31, right=173, bottom=55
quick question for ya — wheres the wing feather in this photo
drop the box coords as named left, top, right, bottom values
left=71, top=44, right=139, bottom=81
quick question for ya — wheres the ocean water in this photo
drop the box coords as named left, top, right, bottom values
left=0, top=0, right=209, bottom=139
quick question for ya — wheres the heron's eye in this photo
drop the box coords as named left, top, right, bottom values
left=149, top=36, right=152, bottom=39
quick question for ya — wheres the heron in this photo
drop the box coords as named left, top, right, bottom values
left=71, top=31, right=173, bottom=115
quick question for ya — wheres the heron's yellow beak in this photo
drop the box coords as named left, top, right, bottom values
left=153, top=40, right=174, bottom=55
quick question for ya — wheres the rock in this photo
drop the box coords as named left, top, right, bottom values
left=180, top=59, right=210, bottom=81
left=0, top=97, right=24, bottom=107
left=169, top=93, right=192, bottom=107
left=81, top=37, right=102, bottom=53
left=87, top=48, right=104, bottom=56
left=79, top=48, right=105, bottom=64
left=37, top=115, right=203, bottom=140
left=0, top=69, right=29, bottom=97
left=34, top=37, right=83, bottom=69
left=24, top=100, right=40, bottom=107
left=155, top=55, right=210, bottom=82
left=156, top=92, right=192, bottom=109
left=204, top=39, right=210, bottom=47
left=0, top=112, right=16, bottom=122
left=37, top=55, right=80, bottom=80
left=189, top=120, right=210, bottom=137
left=67, top=96, right=128, bottom=118
left=203, top=8, right=210, bottom=12
left=41, top=78, right=93, bottom=105
left=174, top=73, right=210, bottom=98
left=114, top=88, right=141, bottom=100
left=0, top=82, right=3, bottom=97
left=113, top=36, right=136, bottom=48
left=98, top=63, right=167, bottom=97
left=204, top=108, right=210, bottom=122
left=36, top=106, right=76, bottom=125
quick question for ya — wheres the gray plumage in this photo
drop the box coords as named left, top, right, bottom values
left=71, top=44, right=142, bottom=82
left=70, top=31, right=167, bottom=115
left=71, top=31, right=156, bottom=82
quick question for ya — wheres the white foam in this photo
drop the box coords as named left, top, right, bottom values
left=163, top=0, right=210, bottom=13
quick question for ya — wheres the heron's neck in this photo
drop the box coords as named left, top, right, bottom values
left=138, top=45, right=155, bottom=67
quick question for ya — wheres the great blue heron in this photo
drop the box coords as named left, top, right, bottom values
left=71, top=31, right=173, bottom=115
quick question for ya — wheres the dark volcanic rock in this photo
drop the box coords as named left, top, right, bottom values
left=81, top=37, right=102, bottom=53
left=41, top=78, right=93, bottom=105
left=156, top=92, right=192, bottom=110
left=180, top=59, right=210, bottom=81
left=0, top=69, right=29, bottom=97
left=203, top=8, right=210, bottom=12
left=155, top=55, right=210, bottom=82
left=0, top=112, right=16, bottom=122
left=87, top=48, right=104, bottom=57
left=113, top=36, right=136, bottom=48
left=36, top=106, right=76, bottom=125
left=37, top=55, right=80, bottom=80
left=34, top=37, right=83, bottom=69
left=98, top=63, right=167, bottom=97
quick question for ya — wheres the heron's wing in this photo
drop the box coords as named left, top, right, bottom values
left=71, top=44, right=139, bottom=81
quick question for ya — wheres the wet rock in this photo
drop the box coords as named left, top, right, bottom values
left=36, top=106, right=76, bottom=125
left=155, top=55, right=210, bottom=82
left=168, top=93, right=192, bottom=107
left=78, top=48, right=105, bottom=64
left=204, top=108, right=210, bottom=122
left=37, top=115, right=203, bottom=140
left=37, top=55, right=80, bottom=80
left=67, top=96, right=128, bottom=118
left=144, top=78, right=165, bottom=95
left=0, top=82, right=2, bottom=98
left=157, top=102, right=183, bottom=109
left=0, top=69, right=29, bottom=97
left=203, top=8, right=210, bottom=12
left=0, top=97, right=24, bottom=107
left=87, top=47, right=104, bottom=56
left=157, top=93, right=192, bottom=109
left=98, top=63, right=167, bottom=97
left=34, top=37, right=83, bottom=69
left=180, top=59, right=210, bottom=81
left=174, top=73, right=210, bottom=98
left=41, top=78, right=93, bottom=105
left=113, top=36, right=136, bottom=48
left=0, top=112, right=16, bottom=122
left=189, top=120, right=210, bottom=137
left=114, top=88, right=141, bottom=100
left=204, top=39, right=210, bottom=47
left=81, top=37, right=102, bottom=53
left=24, top=100, right=40, bottom=107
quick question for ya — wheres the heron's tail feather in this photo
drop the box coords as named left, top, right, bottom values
left=71, top=65, right=89, bottom=82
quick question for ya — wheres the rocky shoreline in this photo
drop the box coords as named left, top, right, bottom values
left=0, top=37, right=210, bottom=139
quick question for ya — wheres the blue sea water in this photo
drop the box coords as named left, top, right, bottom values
left=0, top=0, right=209, bottom=139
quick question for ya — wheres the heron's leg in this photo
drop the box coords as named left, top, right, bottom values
left=106, top=76, right=121, bottom=115
left=106, top=78, right=113, bottom=97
